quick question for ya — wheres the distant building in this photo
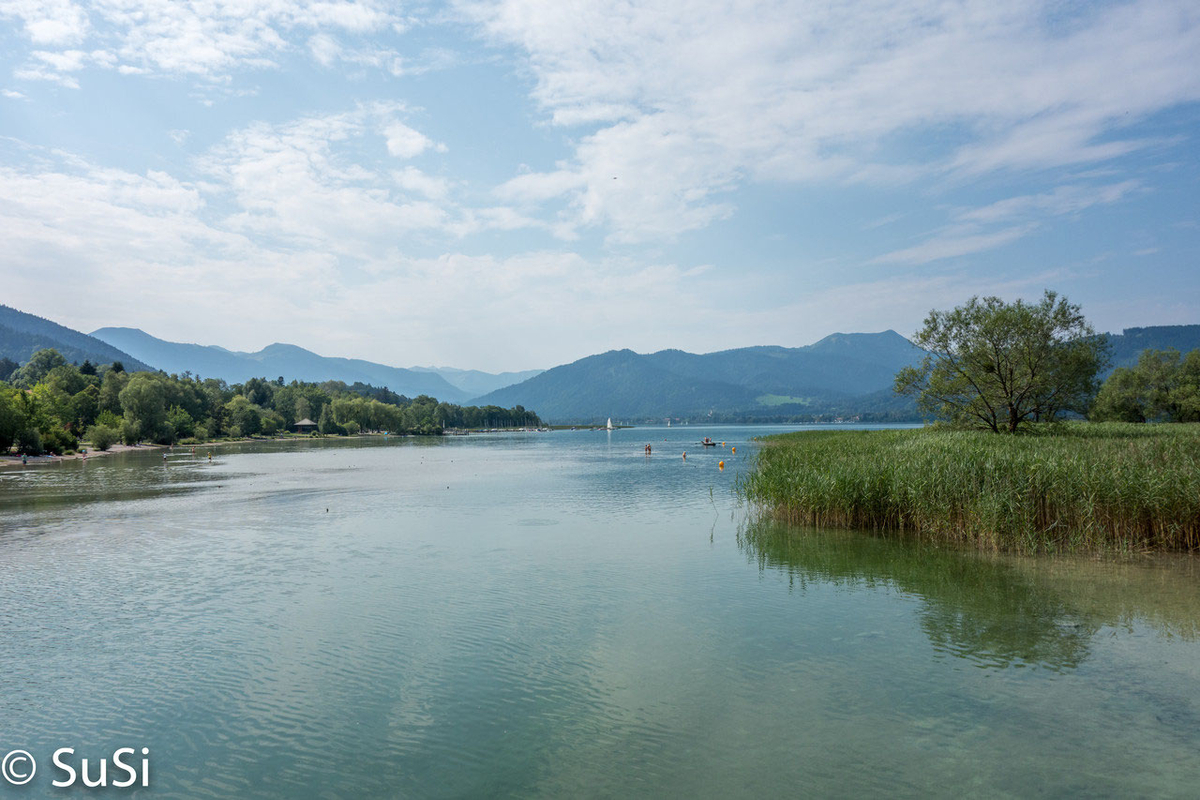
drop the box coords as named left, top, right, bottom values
left=294, top=418, right=318, bottom=434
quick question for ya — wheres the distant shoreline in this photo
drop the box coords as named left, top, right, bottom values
left=0, top=429, right=553, bottom=468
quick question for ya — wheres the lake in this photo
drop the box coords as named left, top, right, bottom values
left=1, top=425, right=1198, bottom=798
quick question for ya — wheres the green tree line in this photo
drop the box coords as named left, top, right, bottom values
left=893, top=291, right=1200, bottom=432
left=1091, top=348, right=1200, bottom=422
left=0, top=348, right=541, bottom=455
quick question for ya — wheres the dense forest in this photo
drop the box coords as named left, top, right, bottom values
left=0, top=348, right=541, bottom=456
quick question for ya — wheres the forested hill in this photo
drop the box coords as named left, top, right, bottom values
left=473, top=331, right=926, bottom=423
left=0, top=305, right=151, bottom=371
left=475, top=325, right=1200, bottom=423
left=1107, top=325, right=1200, bottom=367
left=91, top=327, right=472, bottom=402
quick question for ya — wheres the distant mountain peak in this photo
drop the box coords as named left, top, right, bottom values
left=0, top=307, right=152, bottom=371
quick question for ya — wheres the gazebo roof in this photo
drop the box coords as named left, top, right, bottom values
left=294, top=418, right=317, bottom=426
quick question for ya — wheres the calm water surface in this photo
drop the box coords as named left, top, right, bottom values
left=1, top=425, right=1198, bottom=798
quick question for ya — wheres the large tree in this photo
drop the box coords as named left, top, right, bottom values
left=895, top=291, right=1108, bottom=433
left=119, top=373, right=170, bottom=443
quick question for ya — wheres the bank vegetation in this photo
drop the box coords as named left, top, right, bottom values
left=739, top=424, right=1200, bottom=552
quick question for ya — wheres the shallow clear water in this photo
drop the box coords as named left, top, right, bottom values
left=1, top=425, right=1198, bottom=798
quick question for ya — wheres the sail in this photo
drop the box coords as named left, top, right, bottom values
left=606, top=418, right=613, bottom=430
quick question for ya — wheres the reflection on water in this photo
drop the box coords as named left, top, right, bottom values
left=740, top=521, right=1095, bottom=670
left=739, top=519, right=1199, bottom=671
left=1, top=429, right=1199, bottom=798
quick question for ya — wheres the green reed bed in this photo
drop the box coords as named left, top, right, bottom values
left=739, top=423, right=1200, bottom=552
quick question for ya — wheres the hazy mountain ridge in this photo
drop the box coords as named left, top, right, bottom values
left=473, top=326, right=1200, bottom=422
left=474, top=331, right=928, bottom=422
left=5, top=308, right=1196, bottom=422
left=0, top=305, right=152, bottom=371
left=90, top=327, right=471, bottom=401
left=410, top=365, right=544, bottom=397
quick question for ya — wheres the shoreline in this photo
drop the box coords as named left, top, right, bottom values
left=0, top=431, right=440, bottom=468
left=0, top=436, right=286, bottom=468
left=0, top=441, right=167, bottom=468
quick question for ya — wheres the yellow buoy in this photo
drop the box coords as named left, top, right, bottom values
left=718, top=461, right=725, bottom=470
left=731, top=447, right=736, bottom=454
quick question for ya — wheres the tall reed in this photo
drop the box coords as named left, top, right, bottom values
left=739, top=423, right=1200, bottom=552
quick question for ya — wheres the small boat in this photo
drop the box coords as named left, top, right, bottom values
left=607, top=418, right=614, bottom=431
left=700, top=439, right=717, bottom=447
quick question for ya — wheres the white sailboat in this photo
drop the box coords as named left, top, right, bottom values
left=606, top=418, right=613, bottom=430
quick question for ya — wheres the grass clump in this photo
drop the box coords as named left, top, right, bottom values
left=739, top=422, right=1200, bottom=552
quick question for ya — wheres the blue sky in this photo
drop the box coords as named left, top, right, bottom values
left=1, top=0, right=1198, bottom=371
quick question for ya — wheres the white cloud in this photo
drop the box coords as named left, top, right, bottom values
left=392, top=166, right=450, bottom=200
left=460, top=0, right=1200, bottom=242
left=4, top=0, right=406, bottom=84
left=383, top=120, right=439, bottom=159
left=13, top=65, right=80, bottom=88
left=0, top=144, right=733, bottom=369
left=957, top=181, right=1143, bottom=225
left=0, top=0, right=90, bottom=44
left=198, top=106, right=455, bottom=257
left=873, top=225, right=1038, bottom=266
left=873, top=179, right=1144, bottom=264
left=308, top=33, right=343, bottom=67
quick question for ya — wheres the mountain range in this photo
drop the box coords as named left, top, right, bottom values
left=0, top=305, right=152, bottom=372
left=409, top=365, right=545, bottom=398
left=473, top=326, right=1200, bottom=423
left=474, top=331, right=928, bottom=422
left=4, top=304, right=1199, bottom=423
left=89, top=327, right=488, bottom=402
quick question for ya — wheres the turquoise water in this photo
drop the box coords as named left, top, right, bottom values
left=1, top=426, right=1198, bottom=798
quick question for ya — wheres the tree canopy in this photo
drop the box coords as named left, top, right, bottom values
left=1091, top=348, right=1200, bottom=423
left=0, top=347, right=542, bottom=455
left=895, top=291, right=1108, bottom=433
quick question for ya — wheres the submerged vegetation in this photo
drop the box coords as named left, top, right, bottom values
left=740, top=424, right=1200, bottom=553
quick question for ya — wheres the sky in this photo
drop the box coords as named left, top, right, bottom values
left=1, top=0, right=1198, bottom=372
